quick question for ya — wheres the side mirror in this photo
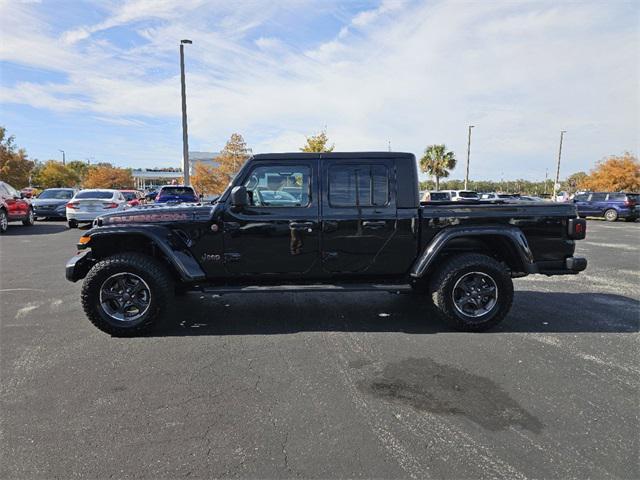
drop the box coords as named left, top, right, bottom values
left=230, top=186, right=248, bottom=208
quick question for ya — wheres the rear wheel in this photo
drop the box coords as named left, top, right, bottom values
left=22, top=208, right=35, bottom=226
left=67, top=219, right=78, bottom=228
left=604, top=209, right=618, bottom=222
left=430, top=253, right=513, bottom=331
left=81, top=253, right=174, bottom=336
left=0, top=209, right=7, bottom=233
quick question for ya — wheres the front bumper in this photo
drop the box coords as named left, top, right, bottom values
left=65, top=249, right=93, bottom=282
left=34, top=206, right=66, bottom=218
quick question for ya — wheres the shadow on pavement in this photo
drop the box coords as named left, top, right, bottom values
left=148, top=290, right=640, bottom=337
left=2, top=222, right=69, bottom=236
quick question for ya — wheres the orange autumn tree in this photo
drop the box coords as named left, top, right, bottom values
left=83, top=164, right=133, bottom=189
left=191, top=161, right=226, bottom=196
left=581, top=153, right=640, bottom=192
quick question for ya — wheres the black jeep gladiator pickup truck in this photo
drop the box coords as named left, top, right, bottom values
left=66, top=152, right=587, bottom=336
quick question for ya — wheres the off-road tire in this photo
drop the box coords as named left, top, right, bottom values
left=81, top=253, right=174, bottom=336
left=22, top=208, right=35, bottom=226
left=430, top=253, right=513, bottom=332
left=67, top=219, right=78, bottom=228
left=604, top=209, right=618, bottom=222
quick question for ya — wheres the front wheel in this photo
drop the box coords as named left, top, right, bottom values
left=430, top=253, right=514, bottom=331
left=0, top=209, right=7, bottom=233
left=22, top=208, right=35, bottom=226
left=67, top=219, right=78, bottom=228
left=81, top=253, right=174, bottom=336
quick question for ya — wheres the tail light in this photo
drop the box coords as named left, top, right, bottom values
left=102, top=202, right=118, bottom=209
left=568, top=218, right=586, bottom=240
left=624, top=199, right=636, bottom=207
left=66, top=202, right=79, bottom=209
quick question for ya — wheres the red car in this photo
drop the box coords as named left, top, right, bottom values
left=0, top=181, right=35, bottom=233
left=120, top=190, right=144, bottom=207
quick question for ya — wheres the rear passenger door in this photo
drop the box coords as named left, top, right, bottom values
left=321, top=160, right=397, bottom=274
left=588, top=193, right=607, bottom=216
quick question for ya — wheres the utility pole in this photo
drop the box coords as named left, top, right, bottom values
left=552, top=131, right=566, bottom=201
left=464, top=125, right=474, bottom=190
left=180, top=39, right=192, bottom=186
left=59, top=149, right=66, bottom=165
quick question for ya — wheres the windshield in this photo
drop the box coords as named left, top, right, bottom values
left=38, top=189, right=74, bottom=200
left=121, top=192, right=137, bottom=201
left=159, top=187, right=195, bottom=196
left=75, top=191, right=113, bottom=199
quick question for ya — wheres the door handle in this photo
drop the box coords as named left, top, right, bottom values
left=362, top=220, right=386, bottom=229
left=289, top=221, right=314, bottom=232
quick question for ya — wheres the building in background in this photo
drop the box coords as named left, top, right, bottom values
left=132, top=151, right=219, bottom=189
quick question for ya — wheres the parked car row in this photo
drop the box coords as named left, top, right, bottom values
left=0, top=182, right=202, bottom=233
left=419, top=189, right=639, bottom=222
left=421, top=190, right=545, bottom=204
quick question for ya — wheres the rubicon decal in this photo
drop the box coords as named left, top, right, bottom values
left=106, top=213, right=190, bottom=223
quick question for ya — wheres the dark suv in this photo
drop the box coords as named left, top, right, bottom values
left=574, top=192, right=638, bottom=222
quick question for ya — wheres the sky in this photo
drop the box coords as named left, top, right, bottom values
left=0, top=0, right=638, bottom=181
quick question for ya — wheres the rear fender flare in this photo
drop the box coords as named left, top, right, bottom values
left=410, top=225, right=536, bottom=278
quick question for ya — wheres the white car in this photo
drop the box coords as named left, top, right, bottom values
left=441, top=190, right=480, bottom=202
left=66, top=189, right=128, bottom=228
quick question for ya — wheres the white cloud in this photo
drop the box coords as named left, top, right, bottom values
left=1, top=0, right=638, bottom=178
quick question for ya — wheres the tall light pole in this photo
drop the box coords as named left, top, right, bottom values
left=552, top=130, right=566, bottom=201
left=180, top=39, right=192, bottom=186
left=464, top=125, right=474, bottom=190
left=59, top=149, right=66, bottom=165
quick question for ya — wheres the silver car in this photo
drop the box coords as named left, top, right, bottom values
left=66, top=189, right=128, bottom=228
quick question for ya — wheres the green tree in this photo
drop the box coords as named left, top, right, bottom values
left=419, top=145, right=456, bottom=190
left=66, top=160, right=90, bottom=182
left=0, top=126, right=34, bottom=188
left=32, top=160, right=80, bottom=188
left=300, top=130, right=334, bottom=153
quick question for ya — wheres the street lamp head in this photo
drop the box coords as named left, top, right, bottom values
left=180, top=39, right=192, bottom=44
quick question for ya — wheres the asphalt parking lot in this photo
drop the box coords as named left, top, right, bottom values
left=1, top=220, right=638, bottom=479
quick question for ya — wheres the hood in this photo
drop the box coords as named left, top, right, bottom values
left=93, top=203, right=214, bottom=227
left=32, top=198, right=68, bottom=207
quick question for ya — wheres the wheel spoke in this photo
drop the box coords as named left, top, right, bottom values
left=100, top=272, right=152, bottom=323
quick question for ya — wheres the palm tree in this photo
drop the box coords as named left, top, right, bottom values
left=420, top=144, right=456, bottom=190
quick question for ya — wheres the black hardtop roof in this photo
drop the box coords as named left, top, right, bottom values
left=251, top=151, right=415, bottom=161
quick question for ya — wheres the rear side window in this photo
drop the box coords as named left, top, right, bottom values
left=607, top=193, right=626, bottom=201
left=75, top=191, right=113, bottom=199
left=329, top=165, right=389, bottom=207
left=459, top=191, right=479, bottom=199
left=590, top=193, right=607, bottom=201
left=430, top=192, right=449, bottom=201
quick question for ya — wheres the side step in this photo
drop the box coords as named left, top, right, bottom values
left=194, top=284, right=413, bottom=294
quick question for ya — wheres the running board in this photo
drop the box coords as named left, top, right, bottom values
left=193, top=284, right=412, bottom=294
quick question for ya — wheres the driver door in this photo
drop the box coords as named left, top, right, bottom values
left=222, top=160, right=320, bottom=276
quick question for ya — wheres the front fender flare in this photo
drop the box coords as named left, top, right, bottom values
left=410, top=225, right=536, bottom=278
left=85, top=225, right=206, bottom=282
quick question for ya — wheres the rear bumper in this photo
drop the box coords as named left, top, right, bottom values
left=533, top=256, right=587, bottom=276
left=65, top=249, right=93, bottom=282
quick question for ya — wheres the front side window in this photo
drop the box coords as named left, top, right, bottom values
left=329, top=165, right=389, bottom=207
left=244, top=165, right=310, bottom=207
